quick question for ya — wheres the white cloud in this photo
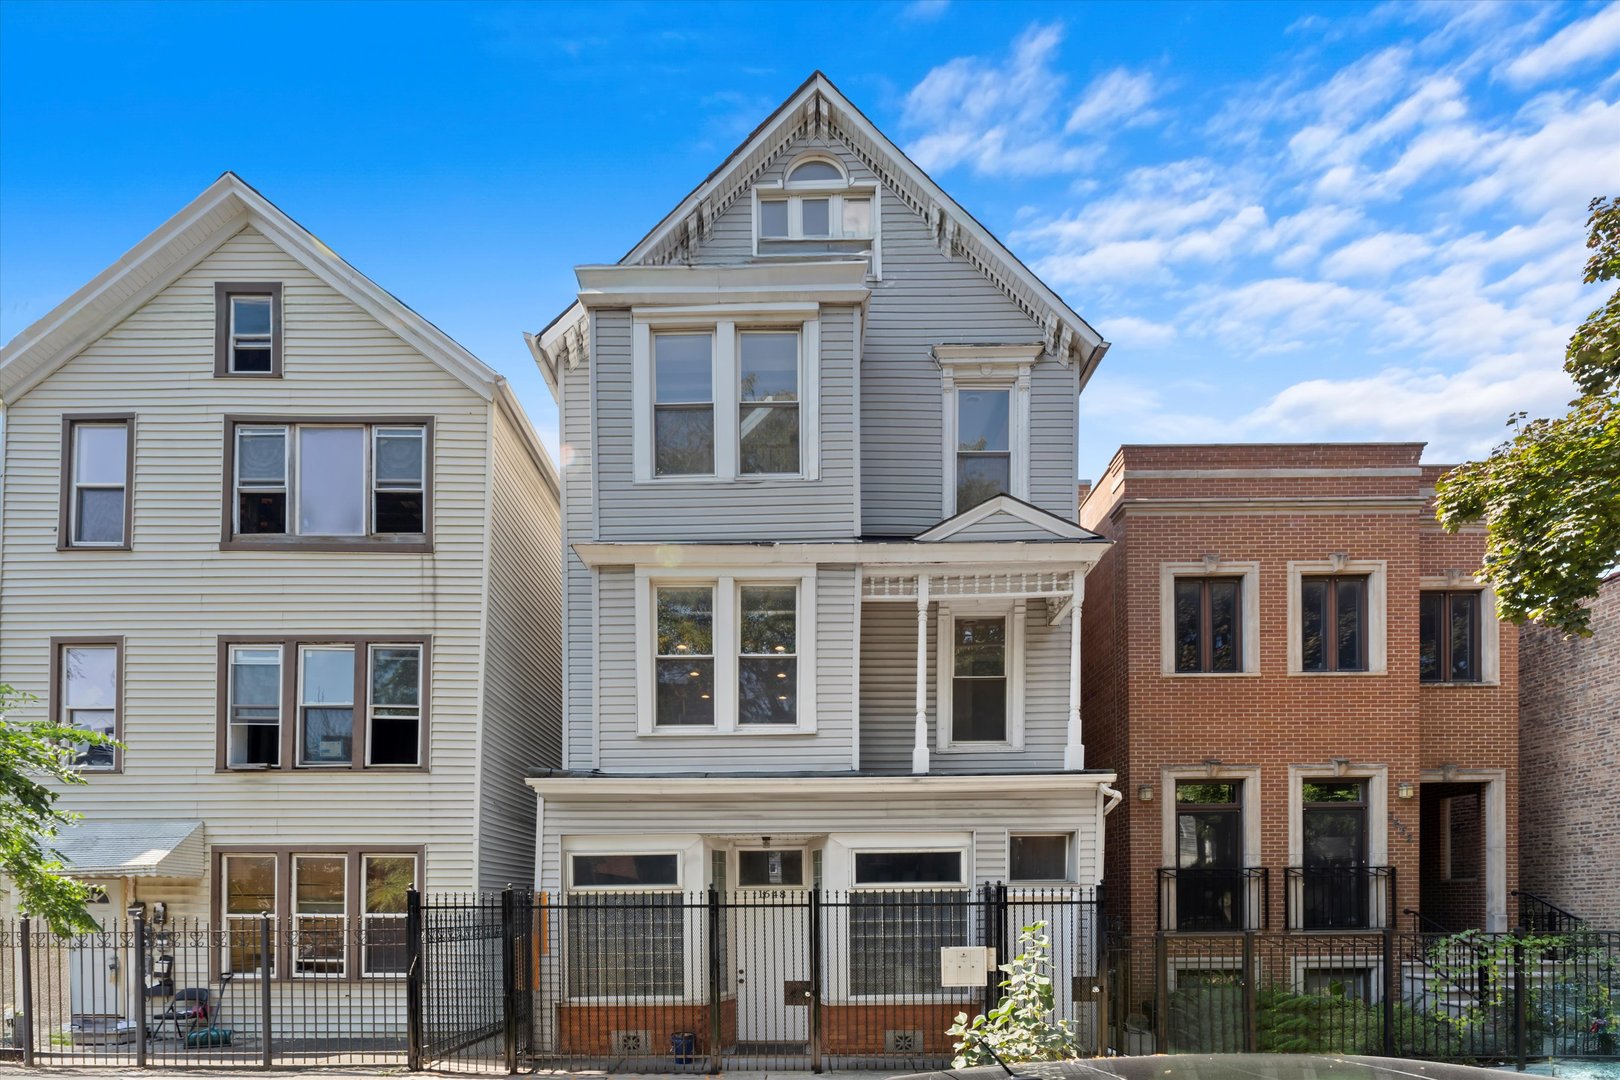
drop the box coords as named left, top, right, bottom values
left=1065, top=68, right=1160, bottom=133
left=1321, top=230, right=1433, bottom=278
left=899, top=0, right=950, bottom=22
left=1504, top=1, right=1620, bottom=85
left=1100, top=315, right=1178, bottom=348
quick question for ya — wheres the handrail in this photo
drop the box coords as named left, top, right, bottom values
left=1401, top=907, right=1484, bottom=1005
left=1403, top=906, right=1452, bottom=935
left=1512, top=889, right=1586, bottom=933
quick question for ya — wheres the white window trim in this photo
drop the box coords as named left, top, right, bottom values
left=365, top=643, right=423, bottom=767
left=562, top=835, right=705, bottom=1003
left=1286, top=558, right=1388, bottom=675
left=1159, top=560, right=1261, bottom=676
left=939, top=350, right=1035, bottom=518
left=221, top=853, right=277, bottom=978
left=296, top=644, right=356, bottom=768
left=751, top=152, right=884, bottom=278
left=291, top=854, right=347, bottom=979
left=935, top=598, right=1026, bottom=752
left=1007, top=832, right=1075, bottom=884
left=631, top=308, right=820, bottom=484
left=1159, top=765, right=1263, bottom=932
left=1418, top=576, right=1502, bottom=686
left=1285, top=763, right=1389, bottom=931
left=634, top=566, right=818, bottom=735
left=833, top=833, right=975, bottom=1003
left=229, top=295, right=275, bottom=373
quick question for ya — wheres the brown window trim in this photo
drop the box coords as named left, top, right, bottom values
left=209, top=845, right=424, bottom=981
left=49, top=636, right=125, bottom=773
left=219, top=415, right=434, bottom=552
left=1301, top=574, right=1370, bottom=673
left=1420, top=590, right=1483, bottom=684
left=215, top=635, right=431, bottom=773
left=58, top=414, right=135, bottom=552
left=214, top=282, right=284, bottom=378
left=1173, top=576, right=1243, bottom=673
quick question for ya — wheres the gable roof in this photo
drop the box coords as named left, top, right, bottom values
left=915, top=493, right=1105, bottom=543
left=618, top=71, right=1109, bottom=386
left=1, top=172, right=504, bottom=403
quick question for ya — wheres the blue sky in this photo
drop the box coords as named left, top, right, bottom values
left=2, top=0, right=1617, bottom=482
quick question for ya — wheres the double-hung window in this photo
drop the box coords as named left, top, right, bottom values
left=227, top=645, right=282, bottom=767
left=226, top=419, right=430, bottom=546
left=1420, top=591, right=1481, bottom=683
left=215, top=283, right=283, bottom=377
left=57, top=641, right=119, bottom=770
left=653, top=333, right=715, bottom=476
left=293, top=855, right=346, bottom=976
left=955, top=389, right=1012, bottom=512
left=1301, top=575, right=1369, bottom=672
left=848, top=849, right=969, bottom=996
left=755, top=158, right=877, bottom=257
left=223, top=853, right=277, bottom=976
left=1174, top=578, right=1242, bottom=673
left=368, top=644, right=423, bottom=764
left=362, top=854, right=415, bottom=975
left=299, top=646, right=357, bottom=766
left=951, top=617, right=1007, bottom=742
left=654, top=587, right=716, bottom=726
left=738, top=585, right=797, bottom=724
left=62, top=418, right=132, bottom=548
left=738, top=331, right=800, bottom=475
left=937, top=346, right=1037, bottom=516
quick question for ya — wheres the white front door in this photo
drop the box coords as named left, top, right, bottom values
left=734, top=850, right=809, bottom=1045
left=70, top=880, right=125, bottom=1018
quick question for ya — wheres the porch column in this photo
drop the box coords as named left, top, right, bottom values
left=1063, top=571, right=1086, bottom=771
left=913, top=574, right=931, bottom=775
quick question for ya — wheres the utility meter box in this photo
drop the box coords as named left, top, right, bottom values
left=940, top=946, right=994, bottom=986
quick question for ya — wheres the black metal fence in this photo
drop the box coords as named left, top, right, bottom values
left=1105, top=928, right=1620, bottom=1064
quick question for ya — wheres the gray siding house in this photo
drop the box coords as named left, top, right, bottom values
left=0, top=175, right=562, bottom=1015
left=526, top=74, right=1119, bottom=1052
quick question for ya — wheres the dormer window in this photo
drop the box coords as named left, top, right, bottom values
left=754, top=155, right=879, bottom=267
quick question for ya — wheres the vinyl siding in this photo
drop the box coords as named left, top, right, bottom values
left=476, top=401, right=564, bottom=890
left=859, top=599, right=1072, bottom=773
left=936, top=509, right=1080, bottom=542
left=0, top=226, right=488, bottom=890
left=592, top=564, right=858, bottom=773
left=562, top=338, right=596, bottom=770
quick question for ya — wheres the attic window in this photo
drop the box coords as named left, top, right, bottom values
left=215, top=282, right=283, bottom=377
left=755, top=155, right=879, bottom=269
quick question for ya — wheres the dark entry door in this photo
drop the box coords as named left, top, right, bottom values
left=1175, top=781, right=1244, bottom=930
left=1302, top=780, right=1369, bottom=928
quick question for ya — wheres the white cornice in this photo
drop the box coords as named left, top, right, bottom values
left=571, top=539, right=1107, bottom=569
left=576, top=261, right=871, bottom=309
left=932, top=343, right=1046, bottom=365
left=527, top=771, right=1115, bottom=798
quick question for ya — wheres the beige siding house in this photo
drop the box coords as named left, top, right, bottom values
left=0, top=175, right=561, bottom=990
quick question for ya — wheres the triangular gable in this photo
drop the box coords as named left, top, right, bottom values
left=2, top=172, right=502, bottom=402
left=618, top=72, right=1109, bottom=386
left=915, top=494, right=1103, bottom=543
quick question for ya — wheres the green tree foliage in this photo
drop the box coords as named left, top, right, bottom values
left=1437, top=196, right=1620, bottom=635
left=0, top=684, right=119, bottom=933
left=948, top=921, right=1078, bottom=1066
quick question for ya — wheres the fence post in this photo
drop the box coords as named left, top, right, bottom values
left=809, top=888, right=823, bottom=1075
left=501, top=887, right=518, bottom=1074
left=706, top=886, right=723, bottom=1075
left=1382, top=925, right=1396, bottom=1058
left=1241, top=931, right=1257, bottom=1053
left=405, top=888, right=423, bottom=1071
left=17, top=916, right=34, bottom=1069
left=1153, top=931, right=1168, bottom=1054
left=259, top=914, right=273, bottom=1069
left=981, top=883, right=997, bottom=1016
left=133, top=913, right=148, bottom=1069
left=1513, top=929, right=1528, bottom=1072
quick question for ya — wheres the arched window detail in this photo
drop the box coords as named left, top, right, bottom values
left=755, top=153, right=877, bottom=257
left=786, top=158, right=845, bottom=184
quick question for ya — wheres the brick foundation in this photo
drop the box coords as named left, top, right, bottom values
left=822, top=1001, right=981, bottom=1056
left=554, top=998, right=737, bottom=1056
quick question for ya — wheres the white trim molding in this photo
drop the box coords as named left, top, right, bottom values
left=917, top=493, right=1093, bottom=542
left=1158, top=560, right=1261, bottom=676
left=937, top=346, right=1037, bottom=518
left=1286, top=558, right=1389, bottom=676
left=1419, top=767, right=1510, bottom=932
left=1418, top=576, right=1502, bottom=686
left=934, top=598, right=1027, bottom=753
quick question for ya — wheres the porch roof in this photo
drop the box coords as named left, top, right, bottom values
left=49, top=819, right=206, bottom=879
left=526, top=769, right=1117, bottom=797
left=571, top=536, right=1108, bottom=571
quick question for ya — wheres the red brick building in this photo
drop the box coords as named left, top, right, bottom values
left=1518, top=572, right=1619, bottom=929
left=1079, top=443, right=1519, bottom=940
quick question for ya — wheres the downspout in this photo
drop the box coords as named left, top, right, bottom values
left=1100, top=783, right=1123, bottom=816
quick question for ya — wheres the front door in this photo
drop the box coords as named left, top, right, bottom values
left=70, top=880, right=125, bottom=1019
left=734, top=850, right=809, bottom=1047
left=1175, top=782, right=1244, bottom=930
left=1302, top=780, right=1369, bottom=928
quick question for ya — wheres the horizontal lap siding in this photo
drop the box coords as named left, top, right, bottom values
left=563, top=345, right=596, bottom=770
left=477, top=406, right=564, bottom=890
left=944, top=510, right=1079, bottom=542
left=0, top=227, right=487, bottom=890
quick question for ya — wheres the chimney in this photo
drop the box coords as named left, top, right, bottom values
left=1076, top=480, right=1093, bottom=511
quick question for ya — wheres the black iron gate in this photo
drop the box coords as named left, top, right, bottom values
left=408, top=889, right=533, bottom=1073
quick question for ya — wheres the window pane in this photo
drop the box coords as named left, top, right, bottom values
left=303, top=709, right=354, bottom=763
left=739, top=332, right=798, bottom=402
left=740, top=405, right=799, bottom=474
left=371, top=646, right=420, bottom=708
left=738, top=850, right=804, bottom=887
left=1176, top=781, right=1239, bottom=804
left=1209, top=579, right=1239, bottom=673
left=572, top=853, right=679, bottom=887
left=237, top=430, right=286, bottom=483
left=369, top=716, right=419, bottom=766
left=759, top=199, right=789, bottom=237
left=953, top=678, right=1006, bottom=741
left=1010, top=835, right=1068, bottom=881
left=653, top=407, right=715, bottom=475
left=653, top=334, right=712, bottom=403
left=231, top=648, right=281, bottom=712
left=302, top=648, right=354, bottom=705
left=854, top=851, right=962, bottom=885
left=954, top=619, right=1005, bottom=676
left=230, top=723, right=279, bottom=768
left=1450, top=592, right=1478, bottom=681
left=656, top=659, right=714, bottom=726
left=958, top=390, right=1010, bottom=452
left=1419, top=592, right=1442, bottom=682
left=232, top=346, right=273, bottom=373
left=788, top=160, right=843, bottom=182
left=73, top=711, right=116, bottom=768
left=297, top=427, right=365, bottom=535
left=74, top=425, right=127, bottom=485
left=374, top=429, right=424, bottom=484
left=1301, top=577, right=1328, bottom=671
left=238, top=492, right=287, bottom=534
left=365, top=856, right=414, bottom=913
left=565, top=893, right=685, bottom=997
left=374, top=491, right=424, bottom=533
left=1336, top=578, right=1365, bottom=671
left=842, top=197, right=872, bottom=236
left=849, top=890, right=968, bottom=995
left=656, top=587, right=713, bottom=655
left=295, top=856, right=345, bottom=914
left=1303, top=781, right=1363, bottom=803
left=739, top=657, right=796, bottom=724
left=64, top=646, right=116, bottom=707
left=232, top=296, right=272, bottom=336
left=957, top=454, right=1011, bottom=510
left=801, top=198, right=831, bottom=236
left=740, top=586, right=795, bottom=654
left=226, top=856, right=277, bottom=915
left=1174, top=580, right=1203, bottom=673
left=75, top=488, right=125, bottom=544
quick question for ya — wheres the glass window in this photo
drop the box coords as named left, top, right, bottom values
left=293, top=855, right=346, bottom=975
left=61, top=644, right=117, bottom=770
left=223, top=854, right=276, bottom=976
left=362, top=855, right=414, bottom=975
left=367, top=645, right=422, bottom=766
left=956, top=389, right=1011, bottom=511
left=1174, top=780, right=1246, bottom=931
left=297, top=427, right=366, bottom=536
left=952, top=617, right=1007, bottom=743
left=738, top=849, right=804, bottom=888
left=848, top=890, right=969, bottom=995
left=653, top=333, right=715, bottom=476
left=787, top=160, right=844, bottom=183
left=565, top=893, right=686, bottom=997
left=236, top=427, right=288, bottom=535
left=739, top=585, right=797, bottom=725
left=228, top=646, right=282, bottom=768
left=841, top=197, right=872, bottom=237
left=69, top=422, right=128, bottom=546
left=738, top=331, right=800, bottom=475
left=853, top=850, right=963, bottom=885
left=655, top=586, right=715, bottom=726
left=372, top=428, right=426, bottom=534
left=1420, top=591, right=1481, bottom=683
left=1302, top=967, right=1374, bottom=1001
left=230, top=296, right=274, bottom=373
left=1301, top=575, right=1368, bottom=672
left=800, top=197, right=831, bottom=237
left=1174, top=578, right=1242, bottom=673
left=759, top=199, right=789, bottom=238
left=1010, top=835, right=1070, bottom=882
left=299, top=646, right=355, bottom=765
left=571, top=853, right=680, bottom=888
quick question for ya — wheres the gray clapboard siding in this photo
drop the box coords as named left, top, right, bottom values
left=934, top=508, right=1080, bottom=542
left=476, top=402, right=564, bottom=890
left=591, top=565, right=857, bottom=772
left=563, top=337, right=597, bottom=770
left=859, top=599, right=1071, bottom=773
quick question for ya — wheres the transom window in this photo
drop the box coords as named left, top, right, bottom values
left=653, top=333, right=715, bottom=476
left=738, top=849, right=805, bottom=888
left=1174, top=577, right=1242, bottom=673
left=571, top=853, right=681, bottom=889
left=58, top=642, right=119, bottom=771
left=1301, top=575, right=1369, bottom=672
left=854, top=850, right=963, bottom=885
left=215, top=282, right=282, bottom=377
left=951, top=617, right=1007, bottom=743
left=63, top=419, right=131, bottom=548
left=956, top=389, right=1012, bottom=511
left=229, top=420, right=428, bottom=543
left=1420, top=591, right=1481, bottom=683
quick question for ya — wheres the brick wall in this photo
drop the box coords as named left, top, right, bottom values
left=1518, top=573, right=1620, bottom=928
